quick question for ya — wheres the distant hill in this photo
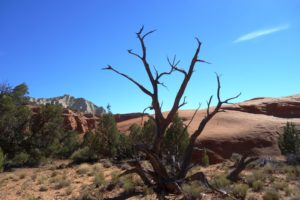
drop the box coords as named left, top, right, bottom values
left=29, top=94, right=105, bottom=116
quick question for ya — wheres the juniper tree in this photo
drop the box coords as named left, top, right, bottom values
left=103, top=27, right=240, bottom=196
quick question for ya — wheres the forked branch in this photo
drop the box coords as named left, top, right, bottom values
left=103, top=65, right=152, bottom=97
left=178, top=74, right=241, bottom=179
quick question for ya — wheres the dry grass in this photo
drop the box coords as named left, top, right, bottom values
left=76, top=163, right=92, bottom=175
left=0, top=159, right=299, bottom=200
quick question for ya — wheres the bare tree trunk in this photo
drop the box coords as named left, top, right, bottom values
left=104, top=26, right=240, bottom=195
left=227, top=154, right=259, bottom=182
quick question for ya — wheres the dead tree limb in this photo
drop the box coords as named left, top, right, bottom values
left=104, top=27, right=240, bottom=195
left=178, top=74, right=241, bottom=179
left=226, top=153, right=259, bottom=182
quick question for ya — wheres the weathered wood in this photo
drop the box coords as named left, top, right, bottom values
left=226, top=154, right=259, bottom=182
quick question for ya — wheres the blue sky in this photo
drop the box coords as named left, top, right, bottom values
left=1, top=0, right=299, bottom=113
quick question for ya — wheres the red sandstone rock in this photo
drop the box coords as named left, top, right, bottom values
left=116, top=94, right=300, bottom=163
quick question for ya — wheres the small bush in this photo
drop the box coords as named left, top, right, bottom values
left=36, top=175, right=47, bottom=185
left=92, top=163, right=102, bottom=173
left=284, top=186, right=292, bottom=196
left=51, top=175, right=70, bottom=190
left=211, top=174, right=230, bottom=189
left=111, top=173, right=121, bottom=186
left=263, top=189, right=279, bottom=200
left=102, top=160, right=112, bottom=168
left=142, top=185, right=154, bottom=195
left=76, top=163, right=92, bottom=175
left=245, top=175, right=256, bottom=187
left=278, top=122, right=300, bottom=155
left=182, top=181, right=203, bottom=200
left=247, top=194, right=259, bottom=200
left=263, top=164, right=275, bottom=174
left=246, top=169, right=267, bottom=184
left=252, top=180, right=263, bottom=192
left=286, top=165, right=300, bottom=180
left=232, top=183, right=249, bottom=199
left=120, top=175, right=136, bottom=193
left=11, top=152, right=30, bottom=167
left=94, top=172, right=106, bottom=187
left=273, top=181, right=288, bottom=190
left=71, top=147, right=97, bottom=164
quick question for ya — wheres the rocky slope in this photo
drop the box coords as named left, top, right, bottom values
left=29, top=94, right=105, bottom=116
left=117, top=94, right=300, bottom=164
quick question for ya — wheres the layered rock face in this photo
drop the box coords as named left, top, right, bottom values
left=223, top=94, right=300, bottom=118
left=30, top=105, right=100, bottom=134
left=117, top=94, right=300, bottom=163
left=29, top=94, right=105, bottom=116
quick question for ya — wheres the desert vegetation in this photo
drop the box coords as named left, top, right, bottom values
left=0, top=28, right=300, bottom=200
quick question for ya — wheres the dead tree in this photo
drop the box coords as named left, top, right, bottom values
left=227, top=153, right=259, bottom=182
left=103, top=26, right=241, bottom=195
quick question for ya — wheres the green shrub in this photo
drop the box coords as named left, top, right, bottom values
left=50, top=175, right=70, bottom=189
left=71, top=147, right=97, bottom=163
left=284, top=186, right=292, bottom=196
left=286, top=165, right=300, bottom=180
left=232, top=183, right=249, bottom=199
left=111, top=173, right=121, bottom=186
left=252, top=180, right=263, bottom=192
left=120, top=175, right=136, bottom=193
left=263, top=189, right=279, bottom=200
left=162, top=113, right=189, bottom=165
left=93, top=172, right=106, bottom=187
left=211, top=174, right=230, bottom=189
left=11, top=152, right=30, bottom=167
left=96, top=110, right=120, bottom=158
left=247, top=194, right=259, bottom=200
left=76, top=163, right=92, bottom=175
left=0, top=83, right=31, bottom=159
left=54, top=130, right=81, bottom=158
left=182, top=181, right=203, bottom=200
left=278, top=122, right=300, bottom=155
left=0, top=147, right=5, bottom=172
left=273, top=181, right=288, bottom=190
left=263, top=164, right=275, bottom=174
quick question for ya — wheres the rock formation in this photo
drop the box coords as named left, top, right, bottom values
left=117, top=94, right=300, bottom=163
left=29, top=94, right=105, bottom=116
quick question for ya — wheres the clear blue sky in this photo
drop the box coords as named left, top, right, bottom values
left=1, top=0, right=299, bottom=113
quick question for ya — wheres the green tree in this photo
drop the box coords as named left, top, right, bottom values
left=162, top=113, right=189, bottom=174
left=0, top=83, right=31, bottom=159
left=29, top=104, right=65, bottom=158
left=79, top=109, right=121, bottom=160
left=162, top=114, right=189, bottom=159
left=278, top=122, right=300, bottom=155
left=97, top=111, right=120, bottom=157
left=140, top=118, right=156, bottom=148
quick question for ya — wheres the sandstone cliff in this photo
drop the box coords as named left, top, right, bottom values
left=117, top=94, right=300, bottom=163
